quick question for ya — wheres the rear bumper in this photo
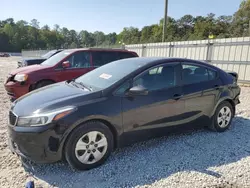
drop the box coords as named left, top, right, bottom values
left=4, top=81, right=30, bottom=100
left=234, top=86, right=241, bottom=105
left=234, top=97, right=240, bottom=105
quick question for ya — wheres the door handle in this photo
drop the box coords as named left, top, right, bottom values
left=173, top=94, right=183, bottom=100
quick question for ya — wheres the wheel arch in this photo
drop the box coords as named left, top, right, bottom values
left=212, top=97, right=236, bottom=117
left=61, top=118, right=119, bottom=160
left=224, top=99, right=236, bottom=116
left=29, top=79, right=56, bottom=91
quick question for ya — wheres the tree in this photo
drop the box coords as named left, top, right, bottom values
left=54, top=24, right=60, bottom=32
left=215, top=16, right=232, bottom=38
left=231, top=0, right=250, bottom=36
left=79, top=30, right=95, bottom=47
left=0, top=0, right=248, bottom=52
left=0, top=31, right=11, bottom=51
left=30, top=19, right=40, bottom=29
left=93, top=31, right=105, bottom=46
left=69, top=29, right=79, bottom=47
left=177, top=15, right=194, bottom=40
left=106, top=32, right=117, bottom=45
left=141, top=26, right=154, bottom=43
left=16, top=20, right=28, bottom=27
left=119, top=27, right=141, bottom=44
left=41, top=25, right=50, bottom=31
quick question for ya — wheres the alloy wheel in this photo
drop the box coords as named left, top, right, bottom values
left=217, top=106, right=232, bottom=128
left=75, top=131, right=108, bottom=164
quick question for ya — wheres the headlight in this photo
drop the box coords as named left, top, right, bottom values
left=16, top=106, right=76, bottom=127
left=14, top=74, right=28, bottom=82
left=17, top=116, right=48, bottom=126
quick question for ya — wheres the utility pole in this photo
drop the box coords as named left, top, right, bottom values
left=249, top=20, right=250, bottom=36
left=162, top=0, right=168, bottom=42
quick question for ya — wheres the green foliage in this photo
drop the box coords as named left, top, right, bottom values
left=0, top=0, right=249, bottom=52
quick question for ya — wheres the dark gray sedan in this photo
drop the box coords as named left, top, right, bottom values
left=8, top=57, right=241, bottom=170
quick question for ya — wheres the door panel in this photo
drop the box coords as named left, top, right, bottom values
left=182, top=83, right=208, bottom=121
left=122, top=87, right=185, bottom=132
left=181, top=62, right=221, bottom=125
left=121, top=63, right=185, bottom=133
left=56, top=68, right=94, bottom=82
left=201, top=78, right=223, bottom=117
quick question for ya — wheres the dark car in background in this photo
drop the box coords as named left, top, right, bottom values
left=5, top=48, right=138, bottom=100
left=17, top=49, right=63, bottom=68
left=0, top=53, right=10, bottom=57
left=8, top=57, right=240, bottom=170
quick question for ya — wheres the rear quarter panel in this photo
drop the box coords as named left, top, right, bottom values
left=210, top=69, right=241, bottom=116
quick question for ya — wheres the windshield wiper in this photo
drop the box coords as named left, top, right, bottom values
left=67, top=78, right=75, bottom=83
left=68, top=80, right=80, bottom=88
left=67, top=79, right=92, bottom=91
left=77, top=82, right=92, bottom=91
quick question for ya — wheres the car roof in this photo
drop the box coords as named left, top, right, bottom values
left=111, top=57, right=210, bottom=65
left=63, top=48, right=134, bottom=53
left=108, top=57, right=220, bottom=72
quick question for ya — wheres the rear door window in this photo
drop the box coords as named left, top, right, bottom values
left=92, top=51, right=119, bottom=67
left=181, top=63, right=217, bottom=85
left=208, top=69, right=217, bottom=80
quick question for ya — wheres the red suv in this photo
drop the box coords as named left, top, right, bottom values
left=4, top=48, right=138, bottom=101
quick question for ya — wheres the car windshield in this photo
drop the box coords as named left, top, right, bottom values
left=41, top=50, right=73, bottom=66
left=41, top=50, right=57, bottom=59
left=75, top=58, right=144, bottom=90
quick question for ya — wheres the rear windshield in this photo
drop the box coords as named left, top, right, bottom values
left=41, top=50, right=73, bottom=66
left=41, top=50, right=57, bottom=59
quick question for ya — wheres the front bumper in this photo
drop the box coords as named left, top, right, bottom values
left=7, top=124, right=62, bottom=163
left=4, top=81, right=30, bottom=100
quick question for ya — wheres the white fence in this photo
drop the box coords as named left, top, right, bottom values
left=21, top=50, right=50, bottom=58
left=125, top=37, right=250, bottom=83
left=21, top=37, right=250, bottom=83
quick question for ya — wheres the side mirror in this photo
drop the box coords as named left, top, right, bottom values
left=62, top=61, right=70, bottom=69
left=126, top=85, right=148, bottom=96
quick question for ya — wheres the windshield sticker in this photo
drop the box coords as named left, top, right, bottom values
left=99, top=73, right=112, bottom=79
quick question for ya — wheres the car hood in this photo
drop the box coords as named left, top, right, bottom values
left=11, top=82, right=102, bottom=116
left=10, top=64, right=51, bottom=75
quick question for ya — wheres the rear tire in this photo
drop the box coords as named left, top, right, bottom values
left=65, top=121, right=114, bottom=170
left=209, top=101, right=234, bottom=132
left=35, top=80, right=54, bottom=89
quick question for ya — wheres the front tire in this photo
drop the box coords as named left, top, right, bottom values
left=210, top=101, right=234, bottom=132
left=65, top=121, right=114, bottom=170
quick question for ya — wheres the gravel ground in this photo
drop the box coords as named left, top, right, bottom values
left=1, top=57, right=250, bottom=188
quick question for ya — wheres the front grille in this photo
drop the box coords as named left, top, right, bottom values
left=9, top=111, right=17, bottom=126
